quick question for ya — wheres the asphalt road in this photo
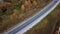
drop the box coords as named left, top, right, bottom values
left=4, top=0, right=60, bottom=34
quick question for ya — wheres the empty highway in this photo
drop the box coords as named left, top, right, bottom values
left=4, top=0, right=60, bottom=34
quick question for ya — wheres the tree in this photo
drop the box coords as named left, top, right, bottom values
left=33, top=0, right=37, bottom=6
left=20, top=4, right=25, bottom=13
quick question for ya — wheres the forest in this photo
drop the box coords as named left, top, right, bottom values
left=0, top=0, right=52, bottom=33
left=25, top=3, right=60, bottom=34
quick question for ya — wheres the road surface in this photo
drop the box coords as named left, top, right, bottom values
left=4, top=0, right=60, bottom=34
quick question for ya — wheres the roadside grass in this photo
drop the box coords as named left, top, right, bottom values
left=25, top=4, right=60, bottom=34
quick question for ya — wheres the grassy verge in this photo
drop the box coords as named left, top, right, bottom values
left=25, top=4, right=60, bottom=34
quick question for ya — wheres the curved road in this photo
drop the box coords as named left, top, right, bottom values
left=5, top=0, right=60, bottom=34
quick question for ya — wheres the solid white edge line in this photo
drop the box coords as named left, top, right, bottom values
left=16, top=0, right=60, bottom=34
